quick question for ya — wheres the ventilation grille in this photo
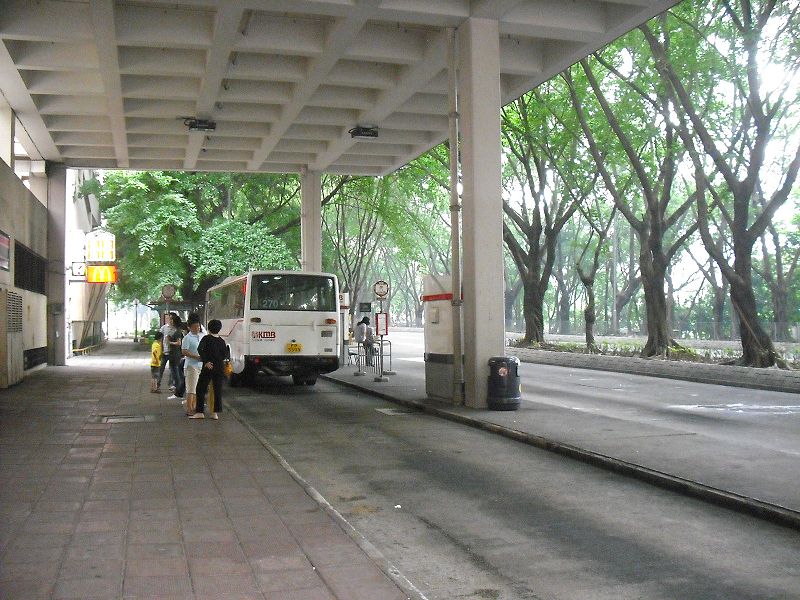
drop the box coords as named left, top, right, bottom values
left=8, top=291, right=22, bottom=333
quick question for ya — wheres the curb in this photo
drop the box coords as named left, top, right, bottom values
left=225, top=401, right=428, bottom=600
left=324, top=376, right=800, bottom=533
left=513, top=349, right=800, bottom=394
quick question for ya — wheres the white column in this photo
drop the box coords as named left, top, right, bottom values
left=28, top=167, right=48, bottom=207
left=0, top=101, right=14, bottom=170
left=47, top=164, right=67, bottom=366
left=458, top=19, right=505, bottom=408
left=300, top=169, right=323, bottom=272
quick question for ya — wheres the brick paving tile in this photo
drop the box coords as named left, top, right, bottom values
left=0, top=579, right=54, bottom=599
left=191, top=572, right=262, bottom=596
left=2, top=544, right=65, bottom=564
left=255, top=567, right=325, bottom=593
left=248, top=552, right=314, bottom=574
left=127, top=527, right=183, bottom=545
left=185, top=541, right=247, bottom=560
left=182, top=527, right=239, bottom=543
left=265, top=586, right=336, bottom=600
left=122, top=574, right=193, bottom=597
left=0, top=560, right=61, bottom=582
left=52, top=575, right=122, bottom=599
left=126, top=542, right=185, bottom=560
left=125, top=557, right=189, bottom=577
left=66, top=542, right=125, bottom=561
left=58, top=557, right=124, bottom=580
left=188, top=556, right=251, bottom=575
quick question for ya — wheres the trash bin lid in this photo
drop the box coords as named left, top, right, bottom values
left=487, top=356, right=520, bottom=366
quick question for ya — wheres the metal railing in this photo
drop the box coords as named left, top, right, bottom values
left=353, top=339, right=393, bottom=380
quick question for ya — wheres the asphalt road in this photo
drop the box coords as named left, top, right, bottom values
left=391, top=330, right=800, bottom=457
left=226, top=374, right=800, bottom=600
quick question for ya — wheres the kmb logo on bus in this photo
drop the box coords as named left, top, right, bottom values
left=252, top=331, right=276, bottom=340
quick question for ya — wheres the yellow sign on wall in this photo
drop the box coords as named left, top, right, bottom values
left=86, top=264, right=118, bottom=283
left=86, top=229, right=116, bottom=262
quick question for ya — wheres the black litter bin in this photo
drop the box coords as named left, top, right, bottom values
left=487, top=356, right=521, bottom=410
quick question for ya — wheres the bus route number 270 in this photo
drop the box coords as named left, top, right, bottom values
left=252, top=331, right=276, bottom=340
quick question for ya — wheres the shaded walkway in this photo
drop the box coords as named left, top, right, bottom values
left=0, top=341, right=411, bottom=600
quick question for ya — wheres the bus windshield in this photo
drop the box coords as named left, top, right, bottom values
left=250, top=274, right=337, bottom=312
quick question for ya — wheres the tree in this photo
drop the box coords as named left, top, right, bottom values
left=501, top=91, right=585, bottom=344
left=642, top=1, right=800, bottom=365
left=99, top=171, right=300, bottom=307
left=565, top=49, right=698, bottom=357
left=576, top=200, right=617, bottom=351
left=324, top=177, right=386, bottom=312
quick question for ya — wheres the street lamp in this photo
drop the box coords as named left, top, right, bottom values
left=133, top=299, right=139, bottom=343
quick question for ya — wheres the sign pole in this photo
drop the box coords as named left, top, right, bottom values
left=133, top=299, right=139, bottom=343
left=374, top=296, right=388, bottom=382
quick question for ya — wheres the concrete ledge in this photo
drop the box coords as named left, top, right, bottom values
left=511, top=348, right=800, bottom=394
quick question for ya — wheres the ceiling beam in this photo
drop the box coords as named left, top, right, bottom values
left=185, top=1, right=247, bottom=170
left=90, top=0, right=128, bottom=168
left=0, top=41, right=58, bottom=160
left=247, top=0, right=379, bottom=171
left=311, top=29, right=448, bottom=172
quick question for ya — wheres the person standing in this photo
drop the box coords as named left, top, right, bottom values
left=191, top=319, right=227, bottom=420
left=354, top=316, right=375, bottom=366
left=181, top=314, right=204, bottom=415
left=150, top=332, right=164, bottom=393
left=157, top=313, right=178, bottom=391
left=168, top=322, right=189, bottom=401
left=165, top=315, right=184, bottom=398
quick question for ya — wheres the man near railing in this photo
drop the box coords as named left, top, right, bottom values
left=354, top=316, right=375, bottom=366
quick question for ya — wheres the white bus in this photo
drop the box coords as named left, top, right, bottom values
left=205, top=270, right=340, bottom=386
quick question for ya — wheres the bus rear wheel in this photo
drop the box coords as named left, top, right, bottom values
left=232, top=364, right=256, bottom=387
left=292, top=374, right=317, bottom=386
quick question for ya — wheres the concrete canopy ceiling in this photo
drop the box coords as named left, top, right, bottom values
left=0, top=0, right=678, bottom=176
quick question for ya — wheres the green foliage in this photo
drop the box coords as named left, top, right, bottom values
left=94, top=170, right=300, bottom=305
left=185, top=220, right=295, bottom=283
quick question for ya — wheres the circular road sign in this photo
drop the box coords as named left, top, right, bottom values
left=373, top=280, right=389, bottom=298
left=161, top=284, right=177, bottom=300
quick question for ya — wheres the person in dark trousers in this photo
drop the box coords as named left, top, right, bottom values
left=191, top=319, right=227, bottom=420
left=165, top=316, right=184, bottom=398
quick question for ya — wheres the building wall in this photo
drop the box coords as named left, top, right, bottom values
left=0, top=158, right=49, bottom=383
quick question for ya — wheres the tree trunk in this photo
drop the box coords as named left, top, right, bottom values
left=640, top=250, right=673, bottom=357
left=772, top=287, right=790, bottom=342
left=504, top=281, right=522, bottom=331
left=712, top=285, right=726, bottom=340
left=578, top=269, right=599, bottom=352
left=557, top=277, right=571, bottom=335
left=584, top=291, right=597, bottom=352
left=730, top=251, right=780, bottom=366
left=522, top=278, right=545, bottom=344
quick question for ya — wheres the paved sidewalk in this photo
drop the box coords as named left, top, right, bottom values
left=327, top=354, right=800, bottom=530
left=0, top=342, right=413, bottom=600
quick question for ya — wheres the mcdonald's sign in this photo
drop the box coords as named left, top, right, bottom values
left=86, top=264, right=118, bottom=283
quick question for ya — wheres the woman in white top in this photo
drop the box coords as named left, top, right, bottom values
left=181, top=315, right=204, bottom=414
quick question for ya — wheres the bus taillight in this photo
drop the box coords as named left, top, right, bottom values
left=325, top=318, right=336, bottom=325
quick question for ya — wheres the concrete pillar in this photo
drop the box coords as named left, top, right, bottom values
left=300, top=169, right=323, bottom=272
left=458, top=19, right=505, bottom=408
left=47, top=164, right=67, bottom=366
left=0, top=102, right=14, bottom=171
left=28, top=172, right=48, bottom=207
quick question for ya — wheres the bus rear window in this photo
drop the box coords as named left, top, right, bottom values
left=250, top=275, right=336, bottom=312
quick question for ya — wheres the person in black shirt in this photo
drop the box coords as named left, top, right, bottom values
left=190, top=319, right=228, bottom=420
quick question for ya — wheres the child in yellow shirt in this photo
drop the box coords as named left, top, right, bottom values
left=150, top=332, right=164, bottom=393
